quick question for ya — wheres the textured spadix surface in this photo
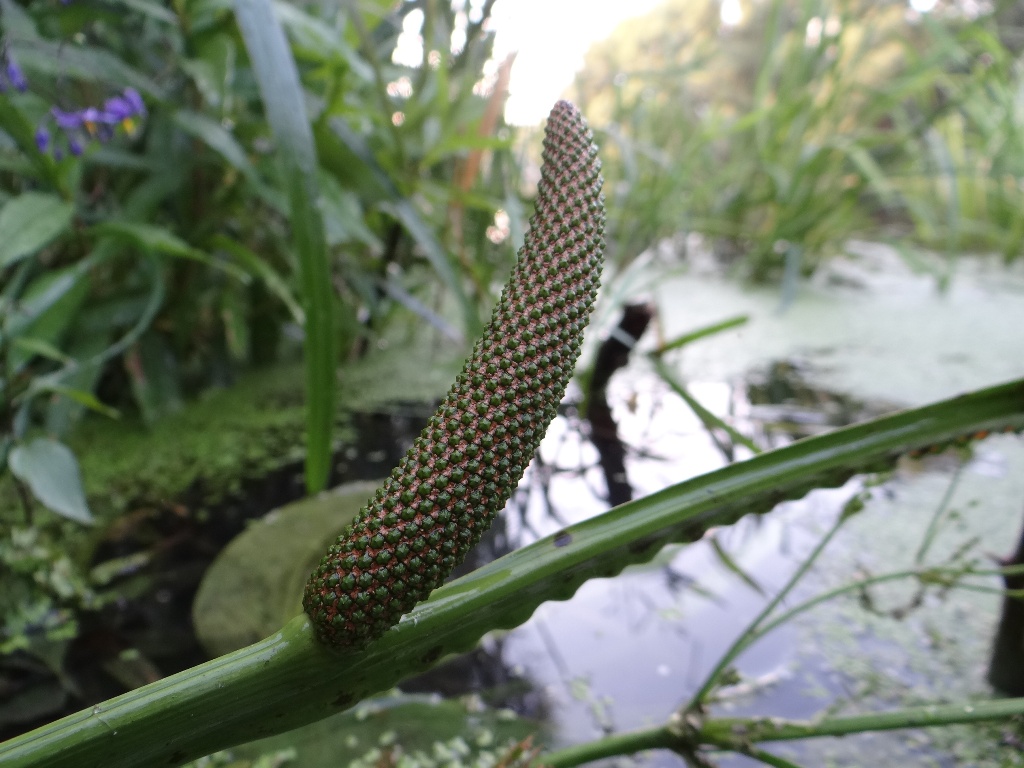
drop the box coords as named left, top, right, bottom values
left=303, top=100, right=605, bottom=647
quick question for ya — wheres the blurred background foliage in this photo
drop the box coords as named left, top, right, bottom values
left=0, top=0, right=519, bottom=507
left=0, top=0, right=520, bottom=692
left=571, top=0, right=1024, bottom=284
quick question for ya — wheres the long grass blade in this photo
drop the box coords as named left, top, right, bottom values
left=234, top=0, right=336, bottom=493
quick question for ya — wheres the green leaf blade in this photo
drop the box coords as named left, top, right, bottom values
left=8, top=438, right=94, bottom=525
left=234, top=0, right=337, bottom=494
left=0, top=193, right=75, bottom=268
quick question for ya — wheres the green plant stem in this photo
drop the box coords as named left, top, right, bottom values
left=686, top=501, right=848, bottom=710
left=914, top=461, right=963, bottom=564
left=691, top=530, right=1020, bottom=711
left=703, top=697, right=1024, bottom=745
left=740, top=748, right=806, bottom=768
left=543, top=698, right=1024, bottom=767
left=541, top=725, right=678, bottom=768
left=749, top=563, right=1002, bottom=643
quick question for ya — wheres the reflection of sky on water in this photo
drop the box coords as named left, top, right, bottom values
left=504, top=386, right=853, bottom=757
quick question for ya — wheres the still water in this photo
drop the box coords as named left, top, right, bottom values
left=496, top=243, right=1024, bottom=766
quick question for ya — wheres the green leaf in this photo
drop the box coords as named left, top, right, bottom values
left=325, top=116, right=399, bottom=198
left=421, top=132, right=512, bottom=167
left=7, top=439, right=94, bottom=525
left=0, top=193, right=75, bottom=268
left=271, top=0, right=371, bottom=79
left=106, top=0, right=177, bottom=24
left=379, top=198, right=476, bottom=334
left=172, top=110, right=257, bottom=179
left=219, top=282, right=250, bottom=362
left=210, top=234, right=304, bottom=324
left=652, top=358, right=761, bottom=455
left=11, top=336, right=74, bottom=365
left=655, top=315, right=749, bottom=355
left=321, top=116, right=487, bottom=332
left=178, top=33, right=238, bottom=110
left=0, top=0, right=40, bottom=40
left=192, top=481, right=375, bottom=657
left=87, top=147, right=160, bottom=172
left=5, top=263, right=91, bottom=374
left=0, top=95, right=61, bottom=187
left=235, top=0, right=337, bottom=494
left=708, top=535, right=765, bottom=596
left=5, top=265, right=86, bottom=335
left=125, top=333, right=183, bottom=424
left=840, top=142, right=896, bottom=203
left=11, top=39, right=162, bottom=97
left=36, top=383, right=120, bottom=421
left=380, top=277, right=463, bottom=344
left=29, top=255, right=166, bottom=399
left=318, top=172, right=381, bottom=250
left=91, top=221, right=249, bottom=281
left=43, top=334, right=114, bottom=435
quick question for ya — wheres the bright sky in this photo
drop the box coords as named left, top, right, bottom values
left=489, top=0, right=665, bottom=125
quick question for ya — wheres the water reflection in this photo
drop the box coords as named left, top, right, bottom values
left=399, top=358, right=882, bottom=761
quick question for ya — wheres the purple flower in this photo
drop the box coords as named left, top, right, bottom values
left=52, top=108, right=84, bottom=131
left=36, top=88, right=146, bottom=158
left=35, top=127, right=49, bottom=153
left=80, top=106, right=104, bottom=126
left=0, top=51, right=28, bottom=93
left=103, top=88, right=145, bottom=121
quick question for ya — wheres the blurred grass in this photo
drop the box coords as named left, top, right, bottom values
left=571, top=0, right=1024, bottom=283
